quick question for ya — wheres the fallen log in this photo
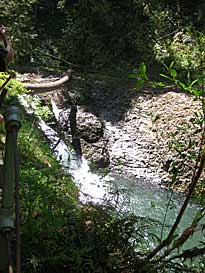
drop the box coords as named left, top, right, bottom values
left=23, top=70, right=72, bottom=95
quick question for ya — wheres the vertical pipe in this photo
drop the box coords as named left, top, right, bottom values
left=13, top=130, right=21, bottom=273
left=0, top=106, right=21, bottom=273
left=2, top=130, right=16, bottom=209
left=0, top=232, right=9, bottom=272
left=2, top=106, right=21, bottom=210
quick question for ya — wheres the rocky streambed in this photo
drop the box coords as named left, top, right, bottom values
left=46, top=77, right=202, bottom=188
left=22, top=72, right=203, bottom=188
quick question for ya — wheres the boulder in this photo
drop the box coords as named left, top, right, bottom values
left=76, top=108, right=104, bottom=143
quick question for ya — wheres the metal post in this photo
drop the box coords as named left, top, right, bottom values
left=0, top=106, right=21, bottom=273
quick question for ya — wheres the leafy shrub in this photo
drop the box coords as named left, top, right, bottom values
left=18, top=115, right=79, bottom=272
left=0, top=0, right=39, bottom=65
left=15, top=101, right=145, bottom=273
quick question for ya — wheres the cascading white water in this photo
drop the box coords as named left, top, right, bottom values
left=40, top=119, right=111, bottom=202
left=19, top=95, right=112, bottom=203
left=19, top=95, right=204, bottom=253
left=51, top=99, right=114, bottom=202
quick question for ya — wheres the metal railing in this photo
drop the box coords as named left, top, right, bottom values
left=0, top=75, right=22, bottom=273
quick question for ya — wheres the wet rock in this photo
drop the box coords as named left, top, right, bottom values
left=162, top=155, right=173, bottom=172
left=50, top=79, right=203, bottom=187
left=77, top=108, right=104, bottom=143
left=81, top=140, right=110, bottom=169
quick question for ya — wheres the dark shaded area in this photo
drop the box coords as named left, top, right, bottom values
left=61, top=74, right=187, bottom=126
left=69, top=104, right=82, bottom=156
left=1, top=0, right=205, bottom=73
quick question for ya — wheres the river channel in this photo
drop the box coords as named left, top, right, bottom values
left=20, top=94, right=204, bottom=262
left=42, top=111, right=204, bottom=253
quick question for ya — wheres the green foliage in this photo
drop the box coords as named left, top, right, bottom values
left=128, top=62, right=148, bottom=88
left=1, top=0, right=203, bottom=71
left=160, top=61, right=203, bottom=97
left=0, top=0, right=39, bottom=65
left=0, top=72, right=26, bottom=97
left=19, top=130, right=149, bottom=273
left=153, top=26, right=205, bottom=81
left=13, top=96, right=149, bottom=273
left=18, top=114, right=79, bottom=272
left=23, top=95, right=54, bottom=121
left=35, top=0, right=178, bottom=68
left=60, top=0, right=143, bottom=67
left=167, top=28, right=205, bottom=73
left=154, top=62, right=205, bottom=202
left=0, top=73, right=27, bottom=107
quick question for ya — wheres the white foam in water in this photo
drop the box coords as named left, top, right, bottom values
left=19, top=96, right=205, bottom=253
left=19, top=95, right=110, bottom=203
left=39, top=119, right=108, bottom=202
left=51, top=100, right=110, bottom=202
left=51, top=100, right=61, bottom=122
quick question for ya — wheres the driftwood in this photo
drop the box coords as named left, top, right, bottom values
left=23, top=70, right=72, bottom=95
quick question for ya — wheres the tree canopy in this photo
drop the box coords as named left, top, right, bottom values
left=1, top=0, right=204, bottom=70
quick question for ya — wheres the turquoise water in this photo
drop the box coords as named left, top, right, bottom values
left=106, top=175, right=204, bottom=251
left=27, top=96, right=204, bottom=267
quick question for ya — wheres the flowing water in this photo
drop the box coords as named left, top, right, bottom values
left=108, top=176, right=204, bottom=249
left=50, top=99, right=204, bottom=252
left=20, top=95, right=205, bottom=256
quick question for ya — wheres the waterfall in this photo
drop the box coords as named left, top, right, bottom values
left=19, top=95, right=204, bottom=252
left=51, top=99, right=113, bottom=203
left=19, top=95, right=111, bottom=203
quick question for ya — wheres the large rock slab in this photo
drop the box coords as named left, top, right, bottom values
left=77, top=109, right=104, bottom=143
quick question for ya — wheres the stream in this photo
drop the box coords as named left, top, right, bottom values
left=20, top=95, right=205, bottom=259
